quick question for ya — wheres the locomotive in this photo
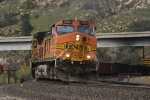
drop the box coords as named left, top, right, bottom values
left=30, top=20, right=98, bottom=82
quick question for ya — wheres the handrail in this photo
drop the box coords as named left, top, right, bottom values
left=88, top=46, right=99, bottom=70
left=54, top=44, right=72, bottom=67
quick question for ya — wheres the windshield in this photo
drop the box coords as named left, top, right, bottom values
left=77, top=26, right=94, bottom=36
left=57, top=26, right=74, bottom=36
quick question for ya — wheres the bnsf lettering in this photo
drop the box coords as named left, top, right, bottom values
left=70, top=45, right=87, bottom=50
left=79, top=45, right=83, bottom=49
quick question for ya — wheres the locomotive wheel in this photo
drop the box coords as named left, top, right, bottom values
left=63, top=69, right=70, bottom=85
left=64, top=67, right=69, bottom=81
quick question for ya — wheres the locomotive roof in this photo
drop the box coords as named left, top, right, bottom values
left=33, top=31, right=48, bottom=39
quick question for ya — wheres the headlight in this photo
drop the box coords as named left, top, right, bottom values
left=87, top=55, right=91, bottom=59
left=66, top=54, right=70, bottom=57
left=76, top=35, right=80, bottom=41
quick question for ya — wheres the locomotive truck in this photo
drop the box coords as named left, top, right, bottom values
left=30, top=19, right=98, bottom=82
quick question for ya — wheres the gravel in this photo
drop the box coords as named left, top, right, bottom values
left=0, top=80, right=150, bottom=100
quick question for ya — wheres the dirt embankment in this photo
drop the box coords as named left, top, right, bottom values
left=129, top=76, right=150, bottom=84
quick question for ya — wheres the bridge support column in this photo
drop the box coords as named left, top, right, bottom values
left=143, top=46, right=145, bottom=59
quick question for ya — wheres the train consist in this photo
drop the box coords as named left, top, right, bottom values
left=30, top=19, right=150, bottom=82
left=30, top=19, right=98, bottom=82
left=0, top=64, right=3, bottom=74
left=98, top=62, right=150, bottom=76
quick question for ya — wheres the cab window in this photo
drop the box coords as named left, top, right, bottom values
left=77, top=26, right=94, bottom=36
left=56, top=26, right=74, bottom=36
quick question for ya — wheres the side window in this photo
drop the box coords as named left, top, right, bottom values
left=52, top=27, right=54, bottom=35
left=49, top=27, right=54, bottom=36
left=32, top=41, right=37, bottom=48
left=50, top=24, right=55, bottom=36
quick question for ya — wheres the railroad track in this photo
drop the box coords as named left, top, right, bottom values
left=0, top=86, right=4, bottom=94
left=34, top=78, right=150, bottom=90
left=2, top=80, right=150, bottom=100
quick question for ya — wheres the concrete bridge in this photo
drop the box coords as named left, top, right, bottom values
left=96, top=32, right=150, bottom=47
left=0, top=36, right=32, bottom=50
left=0, top=32, right=150, bottom=50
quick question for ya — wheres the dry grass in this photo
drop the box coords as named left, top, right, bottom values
left=129, top=76, right=150, bottom=84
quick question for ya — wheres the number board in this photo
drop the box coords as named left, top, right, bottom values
left=80, top=21, right=88, bottom=25
left=63, top=20, right=72, bottom=24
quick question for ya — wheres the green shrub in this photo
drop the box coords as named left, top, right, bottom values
left=5, top=77, right=15, bottom=84
left=0, top=75, right=6, bottom=86
left=0, top=12, right=19, bottom=28
left=128, top=20, right=150, bottom=31
left=34, top=14, right=40, bottom=19
left=15, top=66, right=31, bottom=80
left=82, top=3, right=93, bottom=10
left=60, top=1, right=70, bottom=7
left=0, top=0, right=5, bottom=3
left=82, top=3, right=106, bottom=19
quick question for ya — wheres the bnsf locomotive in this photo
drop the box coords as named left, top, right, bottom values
left=30, top=20, right=98, bottom=82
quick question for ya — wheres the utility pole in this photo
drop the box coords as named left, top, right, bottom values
left=4, top=65, right=17, bottom=84
left=6, top=68, right=17, bottom=84
left=7, top=67, right=11, bottom=84
left=143, top=46, right=145, bottom=59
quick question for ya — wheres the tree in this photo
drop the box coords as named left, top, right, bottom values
left=20, top=14, right=33, bottom=36
left=0, top=12, right=18, bottom=28
left=0, top=0, right=5, bottom=3
left=25, top=0, right=37, bottom=9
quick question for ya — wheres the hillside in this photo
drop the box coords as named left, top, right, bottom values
left=97, top=8, right=150, bottom=33
left=0, top=0, right=150, bottom=65
left=0, top=0, right=150, bottom=36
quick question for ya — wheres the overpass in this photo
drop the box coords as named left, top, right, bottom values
left=96, top=32, right=150, bottom=47
left=0, top=36, right=32, bottom=50
left=0, top=32, right=150, bottom=50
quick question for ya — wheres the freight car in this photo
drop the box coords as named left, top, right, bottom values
left=30, top=19, right=98, bottom=82
left=98, top=62, right=150, bottom=76
left=141, top=58, right=150, bottom=66
left=98, top=62, right=129, bottom=76
left=0, top=64, right=3, bottom=74
left=129, top=64, right=150, bottom=75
